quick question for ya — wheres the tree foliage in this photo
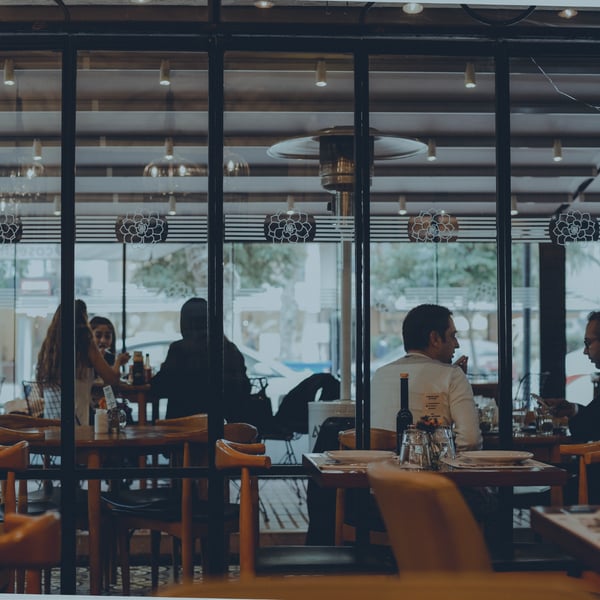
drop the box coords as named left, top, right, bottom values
left=130, top=242, right=305, bottom=296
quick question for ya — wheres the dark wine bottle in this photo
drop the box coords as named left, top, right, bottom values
left=396, top=372, right=413, bottom=454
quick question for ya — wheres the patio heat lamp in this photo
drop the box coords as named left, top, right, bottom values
left=268, top=127, right=426, bottom=401
left=268, top=126, right=426, bottom=216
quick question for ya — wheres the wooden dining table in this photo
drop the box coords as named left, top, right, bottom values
left=303, top=452, right=570, bottom=559
left=26, top=424, right=194, bottom=595
left=531, top=505, right=600, bottom=573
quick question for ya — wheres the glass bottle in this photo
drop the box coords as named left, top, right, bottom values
left=396, top=372, right=413, bottom=454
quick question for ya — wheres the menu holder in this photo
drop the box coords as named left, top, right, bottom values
left=103, top=385, right=118, bottom=411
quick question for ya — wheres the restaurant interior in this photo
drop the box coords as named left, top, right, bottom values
left=1, top=0, right=600, bottom=596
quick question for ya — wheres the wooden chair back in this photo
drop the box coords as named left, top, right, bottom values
left=155, top=413, right=208, bottom=429
left=336, top=427, right=395, bottom=545
left=368, top=461, right=491, bottom=572
left=158, top=572, right=597, bottom=600
left=215, top=439, right=271, bottom=578
left=559, top=441, right=600, bottom=504
left=0, top=511, right=61, bottom=594
left=0, top=441, right=30, bottom=515
left=338, top=428, right=396, bottom=451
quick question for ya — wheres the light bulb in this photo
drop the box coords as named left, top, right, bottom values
left=427, top=139, right=437, bottom=162
left=159, top=59, right=170, bottom=86
left=402, top=3, right=423, bottom=14
left=553, top=139, right=563, bottom=162
left=33, top=139, right=42, bottom=161
left=398, top=195, right=407, bottom=216
left=164, top=137, right=174, bottom=160
left=3, top=59, right=15, bottom=86
left=558, top=8, right=577, bottom=19
left=286, top=195, right=295, bottom=215
left=510, top=195, right=519, bottom=216
left=168, top=194, right=177, bottom=215
left=315, top=60, right=327, bottom=88
left=464, top=62, right=476, bottom=89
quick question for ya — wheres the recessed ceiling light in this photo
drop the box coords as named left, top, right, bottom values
left=402, top=3, right=423, bottom=14
left=255, top=0, right=274, bottom=8
left=558, top=8, right=578, bottom=19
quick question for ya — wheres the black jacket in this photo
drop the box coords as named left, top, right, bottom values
left=150, top=298, right=251, bottom=420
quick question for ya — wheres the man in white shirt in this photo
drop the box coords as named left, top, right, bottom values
left=371, top=303, right=482, bottom=451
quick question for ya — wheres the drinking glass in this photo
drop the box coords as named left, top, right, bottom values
left=536, top=407, right=554, bottom=435
left=398, top=428, right=432, bottom=470
left=430, top=426, right=456, bottom=469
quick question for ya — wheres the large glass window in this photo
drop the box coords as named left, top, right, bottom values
left=0, top=52, right=62, bottom=406
left=224, top=52, right=354, bottom=451
left=368, top=54, right=498, bottom=415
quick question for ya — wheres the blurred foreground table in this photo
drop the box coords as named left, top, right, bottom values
left=531, top=505, right=600, bottom=573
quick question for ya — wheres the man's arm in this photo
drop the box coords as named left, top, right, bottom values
left=448, top=369, right=482, bottom=451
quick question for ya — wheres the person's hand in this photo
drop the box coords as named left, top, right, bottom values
left=453, top=355, right=468, bottom=374
left=116, top=351, right=130, bottom=367
left=542, top=397, right=576, bottom=418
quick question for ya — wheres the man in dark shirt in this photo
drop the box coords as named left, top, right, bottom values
left=151, top=297, right=251, bottom=420
left=544, top=310, right=600, bottom=503
left=544, top=310, right=600, bottom=443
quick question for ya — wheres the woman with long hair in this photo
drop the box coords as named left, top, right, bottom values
left=36, top=300, right=122, bottom=424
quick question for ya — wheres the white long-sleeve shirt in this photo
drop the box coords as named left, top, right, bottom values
left=371, top=352, right=482, bottom=451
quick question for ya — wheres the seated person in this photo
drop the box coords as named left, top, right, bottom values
left=90, top=315, right=130, bottom=371
left=540, top=310, right=600, bottom=502
left=89, top=315, right=130, bottom=409
left=371, top=303, right=482, bottom=451
left=151, top=297, right=251, bottom=420
left=371, top=304, right=495, bottom=534
left=36, top=300, right=122, bottom=425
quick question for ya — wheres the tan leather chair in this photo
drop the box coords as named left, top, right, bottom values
left=215, top=438, right=396, bottom=580
left=103, top=420, right=257, bottom=594
left=559, top=441, right=600, bottom=504
left=336, top=428, right=395, bottom=545
left=368, top=461, right=491, bottom=572
left=158, top=572, right=596, bottom=600
left=0, top=511, right=61, bottom=594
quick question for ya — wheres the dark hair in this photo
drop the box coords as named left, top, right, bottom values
left=588, top=311, right=600, bottom=333
left=89, top=316, right=117, bottom=355
left=402, top=304, right=453, bottom=350
left=36, top=299, right=93, bottom=384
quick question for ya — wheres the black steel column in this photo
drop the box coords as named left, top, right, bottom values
left=354, top=49, right=370, bottom=452
left=494, top=43, right=513, bottom=449
left=59, top=36, right=78, bottom=595
left=494, top=41, right=515, bottom=562
left=207, top=34, right=226, bottom=575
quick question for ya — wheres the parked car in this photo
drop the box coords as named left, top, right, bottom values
left=126, top=337, right=310, bottom=413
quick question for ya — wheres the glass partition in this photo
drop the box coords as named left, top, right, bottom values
left=224, top=52, right=354, bottom=453
left=0, top=51, right=62, bottom=406
left=368, top=54, right=498, bottom=429
left=511, top=55, right=600, bottom=411
left=74, top=51, right=208, bottom=423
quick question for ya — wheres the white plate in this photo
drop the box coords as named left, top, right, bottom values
left=325, top=450, right=395, bottom=464
left=459, top=450, right=533, bottom=465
